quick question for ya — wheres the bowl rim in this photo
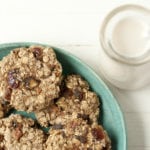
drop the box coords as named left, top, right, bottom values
left=0, top=42, right=127, bottom=150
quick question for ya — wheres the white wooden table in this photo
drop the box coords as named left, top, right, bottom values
left=0, top=1, right=150, bottom=149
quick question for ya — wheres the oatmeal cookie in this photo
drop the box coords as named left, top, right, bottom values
left=36, top=75, right=100, bottom=127
left=46, top=118, right=111, bottom=150
left=0, top=114, right=46, bottom=150
left=0, top=45, right=62, bottom=112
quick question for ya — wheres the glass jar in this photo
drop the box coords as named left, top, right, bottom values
left=99, top=4, right=150, bottom=90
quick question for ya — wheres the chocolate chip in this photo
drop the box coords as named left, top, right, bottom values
left=4, top=88, right=12, bottom=101
left=0, top=134, right=4, bottom=142
left=92, top=127, right=105, bottom=141
left=32, top=47, right=43, bottom=60
left=77, top=113, right=92, bottom=125
left=75, top=135, right=87, bottom=143
left=73, top=88, right=83, bottom=100
left=7, top=69, right=20, bottom=89
left=87, top=148, right=92, bottom=150
left=52, top=124, right=64, bottom=130
left=24, top=77, right=40, bottom=90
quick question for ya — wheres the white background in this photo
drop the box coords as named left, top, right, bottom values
left=0, top=0, right=150, bottom=150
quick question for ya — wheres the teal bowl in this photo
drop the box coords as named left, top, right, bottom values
left=0, top=42, right=126, bottom=150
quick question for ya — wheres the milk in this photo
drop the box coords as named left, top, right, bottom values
left=99, top=5, right=150, bottom=89
left=111, top=17, right=150, bottom=58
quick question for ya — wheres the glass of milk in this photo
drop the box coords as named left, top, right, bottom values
left=99, top=4, right=150, bottom=90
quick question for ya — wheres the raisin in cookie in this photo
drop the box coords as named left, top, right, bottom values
left=0, top=114, right=46, bottom=150
left=46, top=118, right=111, bottom=150
left=0, top=46, right=62, bottom=112
left=36, top=75, right=100, bottom=127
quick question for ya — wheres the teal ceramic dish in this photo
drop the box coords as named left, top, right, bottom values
left=0, top=42, right=126, bottom=150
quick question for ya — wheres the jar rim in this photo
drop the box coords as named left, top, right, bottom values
left=100, top=4, right=150, bottom=65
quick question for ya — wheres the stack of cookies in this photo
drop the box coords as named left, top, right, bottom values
left=0, top=46, right=111, bottom=150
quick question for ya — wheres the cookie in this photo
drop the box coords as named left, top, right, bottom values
left=46, top=118, right=111, bottom=150
left=0, top=114, right=46, bottom=150
left=0, top=46, right=62, bottom=112
left=35, top=75, right=100, bottom=127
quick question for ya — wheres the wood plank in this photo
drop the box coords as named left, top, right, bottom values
left=111, top=87, right=150, bottom=113
left=125, top=112, right=150, bottom=147
left=128, top=147, right=150, bottom=150
left=0, top=0, right=149, bottom=14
